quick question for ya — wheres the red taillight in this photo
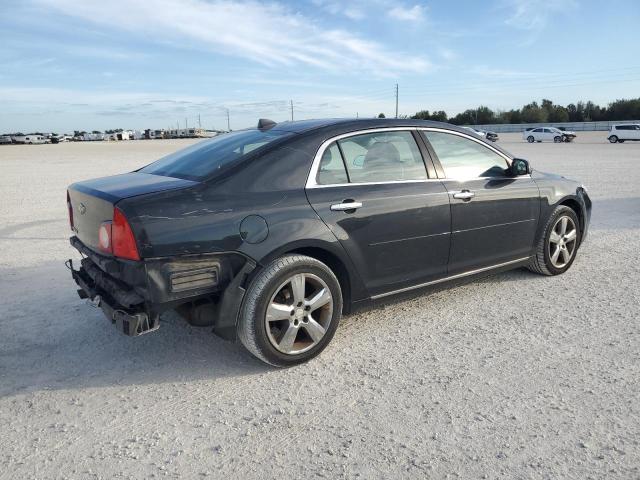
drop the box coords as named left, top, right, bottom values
left=67, top=191, right=74, bottom=230
left=112, top=207, right=140, bottom=261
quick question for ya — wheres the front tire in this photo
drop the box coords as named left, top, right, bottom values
left=527, top=135, right=534, bottom=143
left=554, top=136, right=562, bottom=143
left=529, top=206, right=581, bottom=276
left=609, top=135, right=618, bottom=143
left=238, top=254, right=343, bottom=367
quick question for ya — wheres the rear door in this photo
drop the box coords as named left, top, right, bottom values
left=305, top=129, right=451, bottom=297
left=532, top=128, right=543, bottom=141
left=420, top=129, right=540, bottom=274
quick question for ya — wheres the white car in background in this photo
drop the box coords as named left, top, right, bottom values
left=523, top=127, right=567, bottom=143
left=608, top=124, right=640, bottom=143
left=462, top=126, right=499, bottom=142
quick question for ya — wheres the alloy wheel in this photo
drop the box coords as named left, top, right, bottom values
left=548, top=216, right=578, bottom=268
left=265, top=273, right=333, bottom=355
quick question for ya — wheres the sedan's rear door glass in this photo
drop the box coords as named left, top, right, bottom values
left=337, top=131, right=426, bottom=183
left=316, top=142, right=348, bottom=185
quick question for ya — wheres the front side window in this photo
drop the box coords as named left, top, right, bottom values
left=423, top=131, right=509, bottom=179
left=337, top=131, right=426, bottom=183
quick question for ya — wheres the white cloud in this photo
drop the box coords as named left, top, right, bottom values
left=503, top=0, right=577, bottom=32
left=437, top=48, right=457, bottom=61
left=389, top=4, right=425, bottom=22
left=35, top=0, right=430, bottom=75
left=312, top=0, right=365, bottom=20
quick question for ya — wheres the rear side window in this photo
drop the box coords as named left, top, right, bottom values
left=316, top=143, right=348, bottom=185
left=338, top=131, right=426, bottom=183
left=139, top=129, right=293, bottom=181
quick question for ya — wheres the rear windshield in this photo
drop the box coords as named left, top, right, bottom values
left=139, top=129, right=294, bottom=181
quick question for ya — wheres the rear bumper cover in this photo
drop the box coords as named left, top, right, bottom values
left=69, top=236, right=256, bottom=339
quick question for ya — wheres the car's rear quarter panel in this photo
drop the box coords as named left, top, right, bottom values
left=117, top=134, right=368, bottom=302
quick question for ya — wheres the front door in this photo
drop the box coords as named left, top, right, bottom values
left=306, top=129, right=451, bottom=297
left=420, top=129, right=540, bottom=275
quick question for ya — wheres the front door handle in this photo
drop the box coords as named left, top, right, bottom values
left=452, top=190, right=475, bottom=200
left=331, top=201, right=363, bottom=211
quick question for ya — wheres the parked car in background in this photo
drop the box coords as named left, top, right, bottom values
left=608, top=124, right=640, bottom=143
left=523, top=127, right=572, bottom=143
left=461, top=126, right=499, bottom=142
left=555, top=127, right=576, bottom=142
left=0, top=135, right=12, bottom=144
left=67, top=118, right=591, bottom=367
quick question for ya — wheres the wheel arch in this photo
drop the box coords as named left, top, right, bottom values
left=251, top=240, right=366, bottom=314
left=558, top=196, right=585, bottom=241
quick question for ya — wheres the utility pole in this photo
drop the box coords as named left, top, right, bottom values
left=395, top=83, right=399, bottom=119
left=226, top=109, right=231, bottom=131
left=185, top=118, right=188, bottom=130
left=290, top=100, right=294, bottom=121
left=198, top=114, right=201, bottom=129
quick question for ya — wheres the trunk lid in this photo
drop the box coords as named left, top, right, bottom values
left=68, top=172, right=198, bottom=253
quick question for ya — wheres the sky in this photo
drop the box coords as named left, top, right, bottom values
left=1, top=0, right=639, bottom=133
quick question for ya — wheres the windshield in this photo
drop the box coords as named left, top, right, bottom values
left=139, top=129, right=294, bottom=181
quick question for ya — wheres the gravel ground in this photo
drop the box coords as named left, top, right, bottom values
left=0, top=132, right=638, bottom=479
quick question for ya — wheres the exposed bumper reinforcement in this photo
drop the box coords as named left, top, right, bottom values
left=69, top=259, right=159, bottom=336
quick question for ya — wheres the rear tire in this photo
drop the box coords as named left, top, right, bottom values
left=609, top=135, right=618, bottom=143
left=527, top=135, right=534, bottom=143
left=528, top=206, right=581, bottom=276
left=238, top=254, right=343, bottom=367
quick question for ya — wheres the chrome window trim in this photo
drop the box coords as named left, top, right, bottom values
left=305, top=126, right=520, bottom=189
left=306, top=127, right=428, bottom=189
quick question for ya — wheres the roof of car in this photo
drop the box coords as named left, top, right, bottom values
left=263, top=117, right=515, bottom=159
left=269, top=117, right=460, bottom=134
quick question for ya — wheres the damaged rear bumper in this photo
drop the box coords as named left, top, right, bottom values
left=69, top=258, right=159, bottom=336
left=68, top=236, right=256, bottom=339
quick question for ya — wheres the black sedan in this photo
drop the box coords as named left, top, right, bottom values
left=67, top=118, right=591, bottom=366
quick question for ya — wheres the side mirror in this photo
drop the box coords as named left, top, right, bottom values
left=510, top=158, right=531, bottom=176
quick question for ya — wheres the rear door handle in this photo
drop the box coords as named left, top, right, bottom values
left=331, top=201, right=363, bottom=211
left=452, top=190, right=475, bottom=200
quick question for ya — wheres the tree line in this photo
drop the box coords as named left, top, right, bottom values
left=404, top=97, right=640, bottom=125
